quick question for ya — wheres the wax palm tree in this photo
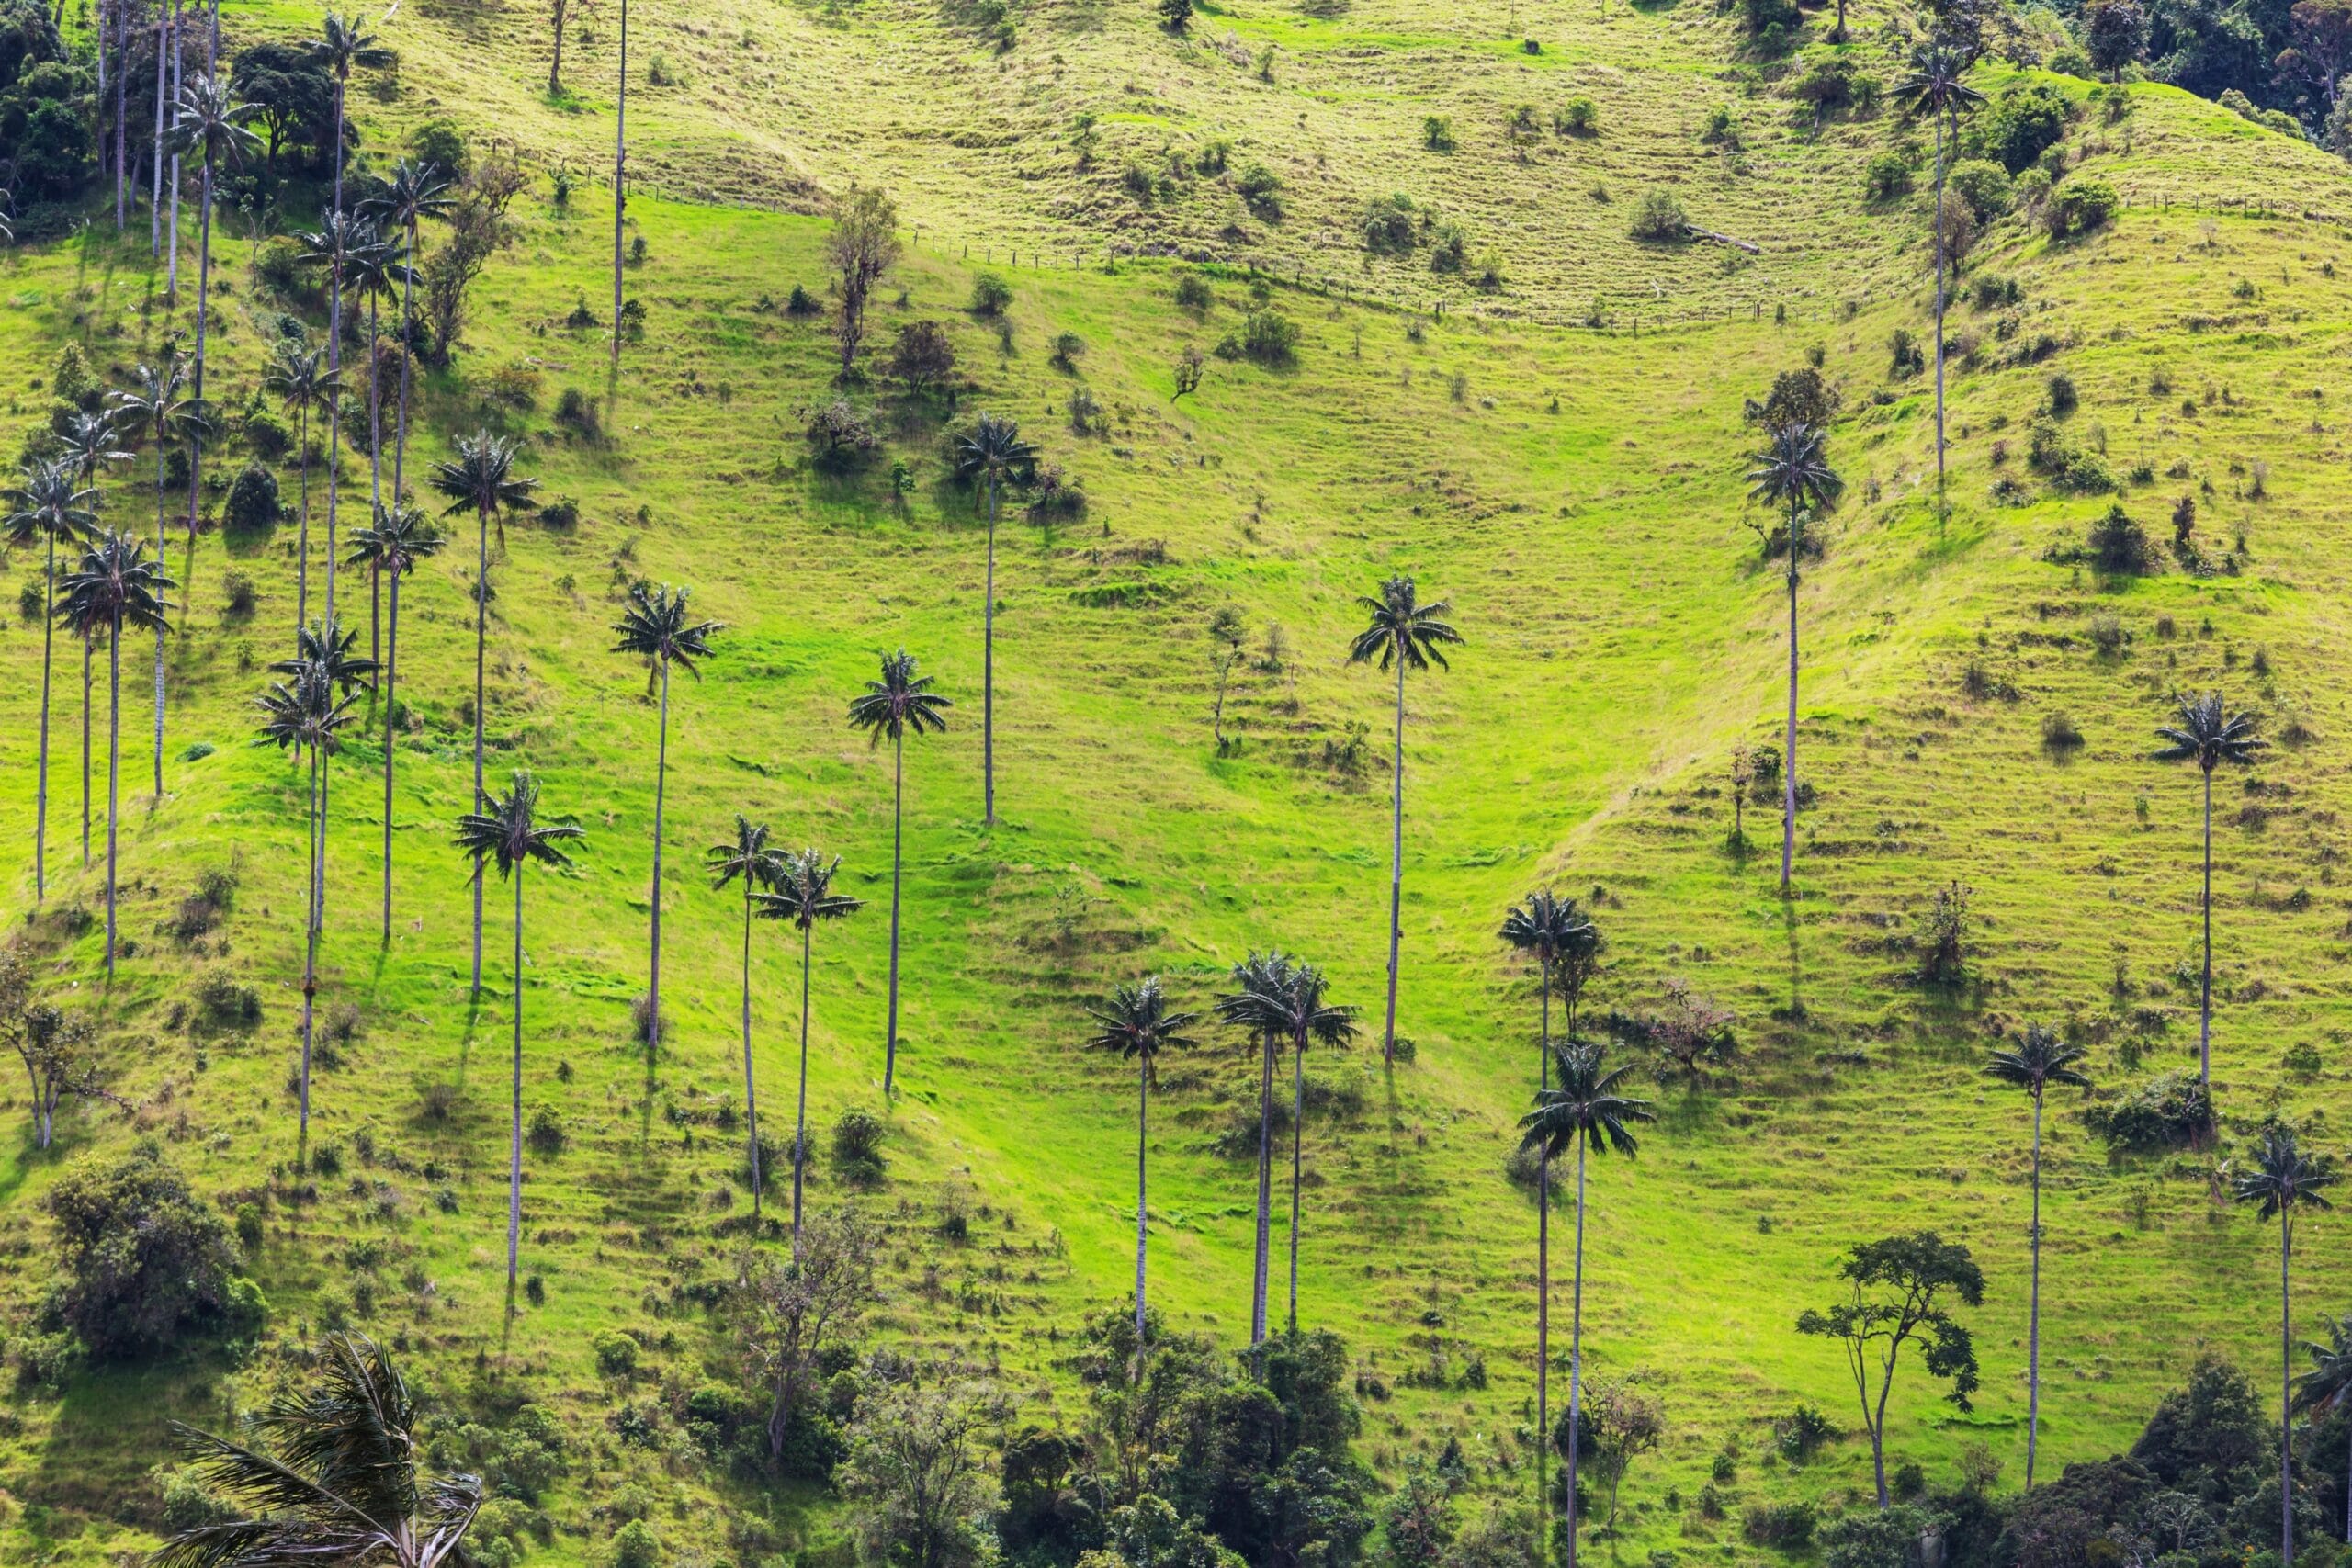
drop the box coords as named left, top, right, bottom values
left=952, top=413, right=1036, bottom=829
left=429, top=431, right=537, bottom=996
left=108, top=352, right=190, bottom=796
left=1221, top=961, right=1355, bottom=1337
left=1747, top=419, right=1842, bottom=895
left=1520, top=1041, right=1654, bottom=1568
left=348, top=505, right=443, bottom=939
left=306, top=12, right=394, bottom=228
left=6, top=461, right=97, bottom=902
left=265, top=340, right=339, bottom=630
left=2154, top=692, right=2267, bottom=1098
left=1986, top=1024, right=2092, bottom=1488
left=845, top=649, right=951, bottom=1093
left=363, top=159, right=451, bottom=502
left=274, top=616, right=377, bottom=943
left=2293, top=1314, right=2352, bottom=1546
left=2236, top=1126, right=2337, bottom=1568
left=254, top=663, right=359, bottom=1156
left=163, top=73, right=257, bottom=591
left=57, top=410, right=130, bottom=871
left=1347, top=575, right=1463, bottom=1066
left=1216, top=949, right=1296, bottom=1347
left=1086, top=976, right=1202, bottom=1345
left=611, top=582, right=721, bottom=1058
left=709, top=818, right=788, bottom=1220
left=344, top=226, right=412, bottom=665
left=612, top=0, right=629, bottom=369
left=754, top=847, right=865, bottom=1248
left=55, top=531, right=172, bottom=976
left=1891, top=41, right=1985, bottom=503
left=293, top=209, right=379, bottom=623
left=456, top=772, right=584, bottom=1296
left=153, top=1332, right=483, bottom=1568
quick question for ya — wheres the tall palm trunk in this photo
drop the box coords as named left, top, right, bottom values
left=152, top=434, right=168, bottom=795
left=2283, top=1216, right=2297, bottom=1568
left=1287, top=1032, right=1305, bottom=1336
left=379, top=566, right=401, bottom=939
left=506, top=868, right=526, bottom=1295
left=113, top=0, right=128, bottom=231
left=184, top=136, right=214, bottom=644
left=1931, top=107, right=1948, bottom=502
left=295, top=401, right=312, bottom=626
left=1780, top=500, right=1801, bottom=894
left=1535, top=981, right=1553, bottom=1557
left=2026, top=1091, right=2044, bottom=1486
left=2199, top=766, right=2214, bottom=1094
left=792, top=921, right=816, bottom=1247
left=1565, top=1138, right=1589, bottom=1568
left=1134, top=1051, right=1150, bottom=1346
left=470, top=502, right=490, bottom=994
left=1251, top=1027, right=1273, bottom=1347
left=104, top=621, right=123, bottom=974
left=1382, top=656, right=1404, bottom=1063
left=738, top=886, right=761, bottom=1222
left=645, top=660, right=669, bottom=1057
left=298, top=743, right=321, bottom=1156
left=610, top=0, right=627, bottom=370
left=395, top=220, right=417, bottom=500
left=883, top=729, right=905, bottom=1091
left=165, top=0, right=180, bottom=297
left=81, top=635, right=94, bottom=867
left=323, top=250, right=344, bottom=630
left=983, top=472, right=998, bottom=828
left=149, top=0, right=165, bottom=255
left=34, top=532, right=55, bottom=902
left=366, top=290, right=383, bottom=666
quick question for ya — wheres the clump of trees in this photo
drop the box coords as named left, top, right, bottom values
left=40, top=1141, right=264, bottom=1363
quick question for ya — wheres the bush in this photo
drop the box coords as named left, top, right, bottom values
left=832, top=1110, right=887, bottom=1182
left=888, top=320, right=958, bottom=394
left=1555, top=96, right=1598, bottom=134
left=2086, top=503, right=2157, bottom=573
left=196, top=973, right=262, bottom=1030
left=786, top=283, right=820, bottom=316
left=42, top=1142, right=259, bottom=1361
left=612, top=1518, right=662, bottom=1568
left=1775, top=1402, right=1836, bottom=1460
left=1422, top=115, right=1456, bottom=151
left=1950, top=158, right=2014, bottom=221
left=1363, top=193, right=1418, bottom=254
left=970, top=273, right=1013, bottom=317
left=1967, top=83, right=2072, bottom=174
left=1173, top=273, right=1214, bottom=312
left=412, top=118, right=470, bottom=178
left=526, top=1106, right=567, bottom=1156
left=223, top=463, right=283, bottom=533
left=1240, top=310, right=1301, bottom=367
left=2086, top=1072, right=2211, bottom=1150
left=1822, top=1504, right=1937, bottom=1568
left=554, top=386, right=603, bottom=442
left=2044, top=177, right=2120, bottom=239
left=1744, top=1501, right=1816, bottom=1549
left=1428, top=222, right=1468, bottom=274
left=1914, top=880, right=1973, bottom=987
left=807, top=400, right=880, bottom=471
left=1235, top=163, right=1283, bottom=216
left=593, top=1328, right=639, bottom=1376
left=1864, top=152, right=1912, bottom=201
left=2042, top=711, right=2086, bottom=752
left=1630, top=190, right=1688, bottom=241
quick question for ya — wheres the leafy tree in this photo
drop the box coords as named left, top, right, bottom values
left=228, top=40, right=333, bottom=174
left=889, top=319, right=958, bottom=397
left=734, top=1206, right=879, bottom=1466
left=953, top=413, right=1036, bottom=828
left=1987, top=1025, right=2093, bottom=1486
left=1208, top=605, right=1247, bottom=750
left=709, top=816, right=787, bottom=1218
left=1217, top=951, right=1296, bottom=1346
left=346, top=504, right=443, bottom=937
left=842, top=1381, right=1007, bottom=1568
left=829, top=186, right=902, bottom=377
left=107, top=353, right=192, bottom=797
left=2154, top=692, right=2266, bottom=1098
left=1796, top=1233, right=1984, bottom=1507
left=2086, top=0, right=2152, bottom=78
left=1746, top=416, right=1842, bottom=894
left=1385, top=1465, right=1458, bottom=1568
left=0, top=953, right=123, bottom=1151
left=43, top=1140, right=254, bottom=1360
left=2294, top=1315, right=2352, bottom=1544
left=1605, top=979, right=1736, bottom=1085
left=2236, top=1126, right=2336, bottom=1568
left=429, top=430, right=537, bottom=995
left=1520, top=1042, right=1653, bottom=1568
left=1892, top=42, right=1986, bottom=504
left=5, top=459, right=96, bottom=902
left=1085, top=976, right=1201, bottom=1346
left=611, top=582, right=721, bottom=1058
left=1159, top=0, right=1194, bottom=28
left=56, top=530, right=173, bottom=975
left=846, top=649, right=953, bottom=1093
left=1574, top=1376, right=1665, bottom=1534
left=754, top=847, right=864, bottom=1245
left=2276, top=0, right=2352, bottom=117
left=419, top=148, right=526, bottom=364
left=455, top=772, right=583, bottom=1296
left=1346, top=575, right=1463, bottom=1065
left=153, top=1333, right=481, bottom=1568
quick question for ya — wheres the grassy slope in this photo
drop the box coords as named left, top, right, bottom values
left=6, top=0, right=2352, bottom=1562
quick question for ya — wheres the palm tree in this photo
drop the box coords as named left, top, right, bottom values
left=2235, top=1126, right=2337, bottom=1568
left=343, top=226, right=411, bottom=666
left=2154, top=692, right=2267, bottom=1098
left=1891, top=41, right=1985, bottom=504
left=1985, top=1024, right=2092, bottom=1489
left=363, top=159, right=451, bottom=504
left=55, top=531, right=172, bottom=977
left=1085, top=976, right=1201, bottom=1346
left=845, top=649, right=952, bottom=1094
left=754, top=846, right=865, bottom=1248
left=1223, top=961, right=1355, bottom=1337
left=1216, top=949, right=1295, bottom=1348
left=1346, top=575, right=1463, bottom=1066
left=1520, top=1041, right=1655, bottom=1568
left=162, top=72, right=258, bottom=593
left=1499, top=888, right=1598, bottom=1533
left=254, top=660, right=359, bottom=1156
left=456, top=772, right=584, bottom=1297
left=2292, top=1314, right=2352, bottom=1546
left=952, top=414, right=1036, bottom=829
left=429, top=431, right=537, bottom=996
left=1746, top=419, right=1843, bottom=896
left=264, top=340, right=339, bottom=631
left=293, top=209, right=378, bottom=624
left=610, top=582, right=721, bottom=1058
left=153, top=1332, right=484, bottom=1568
left=708, top=817, right=787, bottom=1219
left=612, top=0, right=628, bottom=371
left=306, top=11, right=394, bottom=235
left=274, top=617, right=376, bottom=945
left=6, top=461, right=97, bottom=902
left=347, top=505, right=443, bottom=939
left=57, top=411, right=131, bottom=872
left=107, top=352, right=190, bottom=797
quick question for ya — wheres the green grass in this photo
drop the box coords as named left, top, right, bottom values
left=8, top=1, right=2352, bottom=1562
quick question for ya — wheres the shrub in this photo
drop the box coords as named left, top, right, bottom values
left=1629, top=190, right=1688, bottom=241
left=555, top=386, right=603, bottom=442
left=2042, top=710, right=2085, bottom=751
left=1774, top=1403, right=1836, bottom=1460
left=2086, top=1072, right=2211, bottom=1149
left=1864, top=152, right=1912, bottom=201
left=2045, top=177, right=2120, bottom=239
left=413, top=118, right=470, bottom=178
left=593, top=1328, right=639, bottom=1376
left=222, top=570, right=257, bottom=621
left=2088, top=613, right=2128, bottom=655
left=1950, top=158, right=2014, bottom=221
left=1888, top=328, right=1925, bottom=378
left=223, top=463, right=282, bottom=533
left=537, top=495, right=581, bottom=530
left=786, top=283, right=820, bottom=316
left=1235, top=163, right=1283, bottom=216
left=196, top=973, right=262, bottom=1030
left=1048, top=331, right=1085, bottom=371
left=1555, top=96, right=1598, bottom=134
left=2086, top=503, right=2156, bottom=572
left=807, top=400, right=880, bottom=471
left=832, top=1109, right=887, bottom=1182
left=1363, top=193, right=1418, bottom=254
left=1914, top=879, right=1973, bottom=987
left=2046, top=371, right=2078, bottom=416
left=612, top=1518, right=662, bottom=1568
left=969, top=273, right=1013, bottom=316
left=1173, top=273, right=1214, bottom=312
left=1422, top=115, right=1456, bottom=151
left=526, top=1106, right=567, bottom=1156
left=888, top=320, right=958, bottom=394
left=1967, top=83, right=2071, bottom=174
left=1744, top=1501, right=1816, bottom=1549
left=43, top=1142, right=261, bottom=1360
left=242, top=407, right=291, bottom=460
left=1824, top=1504, right=1937, bottom=1568
left=1428, top=222, right=1468, bottom=274
left=1240, top=310, right=1301, bottom=367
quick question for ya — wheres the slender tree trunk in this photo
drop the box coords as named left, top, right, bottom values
left=1781, top=534, right=1800, bottom=893
left=104, top=622, right=122, bottom=974
left=983, top=473, right=998, bottom=828
left=185, top=143, right=213, bottom=641
left=610, top=0, right=627, bottom=370
left=1871, top=1356, right=1894, bottom=1506
left=294, top=403, right=311, bottom=628
left=1383, top=656, right=1405, bottom=1064
left=395, top=220, right=416, bottom=502
left=2199, top=766, right=2214, bottom=1094
left=152, top=438, right=167, bottom=796
left=114, top=0, right=128, bottom=231
left=740, top=890, right=760, bottom=1223
left=323, top=244, right=343, bottom=630
left=1931, top=107, right=1948, bottom=502
left=884, top=729, right=904, bottom=1091
left=1287, top=1032, right=1304, bottom=1336
left=471, top=502, right=490, bottom=994
left=165, top=0, right=180, bottom=297
left=82, top=635, right=94, bottom=870
left=792, top=919, right=815, bottom=1248
left=1252, top=1028, right=1273, bottom=1347
left=1536, top=979, right=1552, bottom=1560
left=1566, top=1138, right=1588, bottom=1568
left=35, top=533, right=54, bottom=902
left=549, top=0, right=566, bottom=94
left=1135, top=1051, right=1149, bottom=1346
left=646, top=660, right=668, bottom=1056
left=507, top=868, right=526, bottom=1295
left=150, top=2, right=165, bottom=255
left=2027, top=1092, right=2044, bottom=1487
left=380, top=567, right=400, bottom=939
left=298, top=745, right=320, bottom=1155
left=367, top=291, right=383, bottom=666
left=2285, top=1217, right=2297, bottom=1568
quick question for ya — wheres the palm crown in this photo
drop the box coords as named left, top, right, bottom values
left=1892, top=40, right=1988, bottom=120
left=1086, top=976, right=1201, bottom=1069
left=2233, top=1126, right=2336, bottom=1222
left=954, top=412, right=1037, bottom=491
left=254, top=666, right=359, bottom=761
left=1520, top=1041, right=1656, bottom=1161
left=456, top=772, right=584, bottom=883
left=707, top=815, right=786, bottom=897
left=5, top=461, right=97, bottom=548
left=58, top=409, right=131, bottom=481
left=56, top=532, right=174, bottom=640
left=111, top=355, right=190, bottom=449
left=848, top=649, right=953, bottom=742
left=1985, top=1023, right=2093, bottom=1100
left=344, top=226, right=412, bottom=311
left=755, top=848, right=865, bottom=932
left=164, top=74, right=261, bottom=168
left=293, top=209, right=376, bottom=284
left=2154, top=693, right=2266, bottom=773
left=2293, top=1314, right=2352, bottom=1416
left=1500, top=889, right=1597, bottom=976
left=430, top=430, right=537, bottom=536
left=1217, top=959, right=1357, bottom=1053
left=308, top=12, right=398, bottom=81
left=1747, top=420, right=1843, bottom=522
left=275, top=616, right=378, bottom=698
left=366, top=159, right=454, bottom=232
left=349, top=505, right=445, bottom=580
left=266, top=340, right=338, bottom=424
left=1347, top=575, right=1462, bottom=671
left=611, top=582, right=722, bottom=689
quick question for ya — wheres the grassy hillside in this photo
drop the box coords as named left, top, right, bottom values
left=7, top=0, right=2352, bottom=1562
